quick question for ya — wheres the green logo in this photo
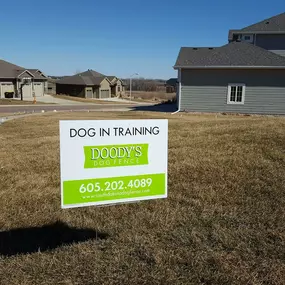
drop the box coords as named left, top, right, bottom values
left=84, top=143, right=149, bottom=168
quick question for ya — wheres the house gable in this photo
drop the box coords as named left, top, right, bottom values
left=99, top=78, right=111, bottom=89
left=17, top=70, right=35, bottom=79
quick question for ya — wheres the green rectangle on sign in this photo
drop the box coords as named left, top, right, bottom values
left=84, top=144, right=149, bottom=168
left=63, top=173, right=165, bottom=206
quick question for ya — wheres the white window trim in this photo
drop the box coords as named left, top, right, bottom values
left=242, top=34, right=253, bottom=42
left=227, top=83, right=246, bottom=105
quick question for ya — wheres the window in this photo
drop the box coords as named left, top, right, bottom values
left=227, top=84, right=245, bottom=104
left=242, top=34, right=253, bottom=42
left=118, top=85, right=121, bottom=92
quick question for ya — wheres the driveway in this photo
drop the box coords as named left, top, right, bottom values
left=24, top=95, right=87, bottom=105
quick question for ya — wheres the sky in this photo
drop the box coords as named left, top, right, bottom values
left=0, top=0, right=284, bottom=79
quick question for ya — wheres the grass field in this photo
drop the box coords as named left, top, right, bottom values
left=0, top=99, right=47, bottom=105
left=52, top=94, right=133, bottom=104
left=1, top=112, right=285, bottom=284
left=124, top=91, right=176, bottom=102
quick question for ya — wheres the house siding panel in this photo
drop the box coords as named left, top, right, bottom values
left=255, top=34, right=285, bottom=53
left=56, top=84, right=86, bottom=97
left=180, top=69, right=285, bottom=115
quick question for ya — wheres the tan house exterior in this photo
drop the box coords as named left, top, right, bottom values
left=0, top=59, right=47, bottom=99
left=56, top=70, right=112, bottom=99
left=107, top=76, right=125, bottom=97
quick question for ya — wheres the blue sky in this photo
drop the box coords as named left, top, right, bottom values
left=0, top=0, right=284, bottom=79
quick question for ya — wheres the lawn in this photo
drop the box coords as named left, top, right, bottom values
left=1, top=112, right=285, bottom=284
left=52, top=94, right=134, bottom=104
left=0, top=99, right=47, bottom=105
left=124, top=91, right=176, bottom=102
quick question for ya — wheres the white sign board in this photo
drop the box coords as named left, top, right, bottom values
left=59, top=120, right=168, bottom=208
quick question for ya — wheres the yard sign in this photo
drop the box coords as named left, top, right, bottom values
left=59, top=120, right=168, bottom=208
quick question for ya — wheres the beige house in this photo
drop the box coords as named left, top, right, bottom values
left=107, top=76, right=125, bottom=96
left=56, top=69, right=125, bottom=99
left=0, top=59, right=47, bottom=99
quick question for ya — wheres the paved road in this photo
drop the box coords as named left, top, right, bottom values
left=0, top=104, right=138, bottom=114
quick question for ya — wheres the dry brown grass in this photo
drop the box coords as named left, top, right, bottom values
left=0, top=99, right=47, bottom=105
left=0, top=113, right=16, bottom=118
left=124, top=91, right=176, bottom=102
left=1, top=112, right=285, bottom=284
left=53, top=94, right=133, bottom=104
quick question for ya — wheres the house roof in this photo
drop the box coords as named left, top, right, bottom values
left=174, top=41, right=285, bottom=69
left=0, top=59, right=26, bottom=78
left=0, top=59, right=47, bottom=80
left=166, top=78, right=177, bottom=86
left=228, top=12, right=285, bottom=40
left=57, top=69, right=123, bottom=86
left=27, top=69, right=47, bottom=79
left=78, top=69, right=106, bottom=78
left=56, top=73, right=106, bottom=86
left=107, top=76, right=126, bottom=85
left=0, top=60, right=46, bottom=79
left=241, top=12, right=285, bottom=32
left=107, top=76, right=116, bottom=81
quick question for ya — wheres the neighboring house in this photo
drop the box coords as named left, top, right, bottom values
left=107, top=76, right=125, bottom=96
left=46, top=77, right=57, bottom=95
left=56, top=69, right=123, bottom=99
left=0, top=59, right=47, bottom=99
left=156, top=81, right=167, bottom=92
left=174, top=12, right=285, bottom=115
left=228, top=12, right=285, bottom=57
left=165, top=78, right=177, bottom=93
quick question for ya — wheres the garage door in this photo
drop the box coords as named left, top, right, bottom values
left=86, top=88, right=93, bottom=98
left=1, top=83, right=14, bottom=98
left=100, top=89, right=110, bottom=98
left=33, top=82, right=44, bottom=97
left=22, top=83, right=32, bottom=98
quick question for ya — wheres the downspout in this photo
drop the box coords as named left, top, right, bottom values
left=172, top=68, right=181, bottom=114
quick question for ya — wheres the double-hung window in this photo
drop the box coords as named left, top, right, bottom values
left=227, top=84, right=245, bottom=104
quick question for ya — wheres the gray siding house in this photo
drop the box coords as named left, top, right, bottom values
left=174, top=12, right=285, bottom=115
left=228, top=12, right=285, bottom=57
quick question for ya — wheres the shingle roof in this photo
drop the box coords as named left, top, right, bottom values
left=166, top=78, right=177, bottom=86
left=241, top=12, right=285, bottom=32
left=57, top=69, right=121, bottom=86
left=27, top=69, right=47, bottom=79
left=107, top=76, right=116, bottom=81
left=0, top=59, right=26, bottom=78
left=228, top=12, right=285, bottom=40
left=174, top=41, right=285, bottom=68
left=78, top=69, right=106, bottom=78
left=56, top=75, right=87, bottom=85
left=0, top=59, right=46, bottom=79
left=56, top=73, right=105, bottom=86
